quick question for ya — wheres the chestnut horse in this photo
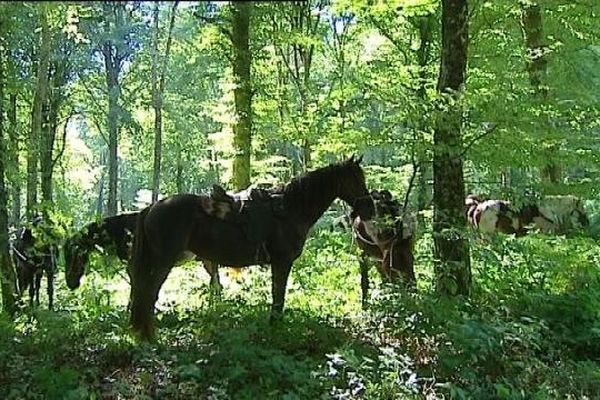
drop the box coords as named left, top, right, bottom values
left=352, top=190, right=416, bottom=305
left=64, top=213, right=221, bottom=292
left=129, top=157, right=375, bottom=340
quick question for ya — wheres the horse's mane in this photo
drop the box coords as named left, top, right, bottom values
left=278, top=161, right=356, bottom=219
left=66, top=213, right=138, bottom=257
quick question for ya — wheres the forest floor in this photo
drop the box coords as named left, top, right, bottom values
left=2, top=228, right=600, bottom=399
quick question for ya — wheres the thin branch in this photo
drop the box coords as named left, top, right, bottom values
left=159, top=1, right=179, bottom=94
left=457, top=122, right=500, bottom=159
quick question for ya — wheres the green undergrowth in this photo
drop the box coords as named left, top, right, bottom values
left=1, top=229, right=600, bottom=399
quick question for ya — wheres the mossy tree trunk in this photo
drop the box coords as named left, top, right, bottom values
left=433, top=0, right=471, bottom=296
left=0, top=25, right=18, bottom=316
left=27, top=4, right=51, bottom=218
left=521, top=2, right=560, bottom=183
left=231, top=1, right=252, bottom=191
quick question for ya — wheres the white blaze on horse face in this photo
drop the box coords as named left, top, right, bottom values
left=362, top=220, right=380, bottom=241
left=401, top=213, right=417, bottom=239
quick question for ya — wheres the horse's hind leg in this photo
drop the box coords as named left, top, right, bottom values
left=359, top=253, right=370, bottom=308
left=203, top=260, right=222, bottom=297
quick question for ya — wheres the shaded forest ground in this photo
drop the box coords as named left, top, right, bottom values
left=2, top=226, right=600, bottom=399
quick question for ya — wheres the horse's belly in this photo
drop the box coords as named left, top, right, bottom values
left=191, top=220, right=271, bottom=266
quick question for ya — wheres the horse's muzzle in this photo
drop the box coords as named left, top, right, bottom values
left=353, top=196, right=375, bottom=221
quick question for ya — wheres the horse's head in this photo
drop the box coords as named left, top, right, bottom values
left=64, top=235, right=88, bottom=290
left=338, top=155, right=375, bottom=221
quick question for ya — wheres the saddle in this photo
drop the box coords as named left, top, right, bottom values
left=210, top=184, right=286, bottom=244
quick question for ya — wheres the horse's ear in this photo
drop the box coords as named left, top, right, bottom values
left=355, top=155, right=363, bottom=164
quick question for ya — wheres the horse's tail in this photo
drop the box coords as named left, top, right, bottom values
left=129, top=205, right=156, bottom=340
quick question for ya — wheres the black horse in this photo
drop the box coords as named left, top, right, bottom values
left=352, top=190, right=416, bottom=305
left=64, top=212, right=223, bottom=292
left=64, top=213, right=140, bottom=290
left=11, top=226, right=57, bottom=309
left=129, top=156, right=375, bottom=340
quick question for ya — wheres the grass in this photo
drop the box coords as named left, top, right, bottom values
left=2, top=228, right=600, bottom=399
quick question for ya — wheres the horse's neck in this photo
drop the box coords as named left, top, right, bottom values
left=285, top=174, right=339, bottom=227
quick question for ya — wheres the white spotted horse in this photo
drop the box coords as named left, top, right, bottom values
left=129, top=156, right=376, bottom=340
left=64, top=213, right=222, bottom=293
left=352, top=190, right=417, bottom=305
left=465, top=194, right=588, bottom=236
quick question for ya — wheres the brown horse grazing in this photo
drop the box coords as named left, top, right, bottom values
left=129, top=156, right=375, bottom=340
left=64, top=213, right=222, bottom=292
left=64, top=213, right=140, bottom=290
left=11, top=226, right=57, bottom=309
left=352, top=190, right=416, bottom=306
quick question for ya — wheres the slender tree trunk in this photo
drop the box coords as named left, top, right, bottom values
left=231, top=2, right=252, bottom=191
left=8, top=93, right=20, bottom=226
left=175, top=146, right=184, bottom=193
left=432, top=0, right=471, bottom=296
left=0, top=35, right=18, bottom=316
left=40, top=94, right=59, bottom=206
left=105, top=60, right=119, bottom=216
left=521, top=2, right=560, bottom=183
left=151, top=3, right=162, bottom=203
left=151, top=2, right=178, bottom=202
left=27, top=5, right=51, bottom=217
left=416, top=15, right=434, bottom=220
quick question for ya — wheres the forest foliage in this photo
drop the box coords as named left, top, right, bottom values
left=0, top=0, right=600, bottom=398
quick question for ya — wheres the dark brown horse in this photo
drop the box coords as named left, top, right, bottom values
left=64, top=213, right=140, bottom=290
left=64, top=212, right=222, bottom=292
left=129, top=156, right=375, bottom=340
left=11, top=226, right=57, bottom=309
left=352, top=190, right=416, bottom=305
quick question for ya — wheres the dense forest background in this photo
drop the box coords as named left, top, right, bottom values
left=1, top=1, right=600, bottom=398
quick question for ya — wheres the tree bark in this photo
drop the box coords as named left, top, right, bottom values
left=151, top=2, right=178, bottom=202
left=105, top=51, right=119, bottom=216
left=521, top=2, right=560, bottom=183
left=231, top=2, right=252, bottom=191
left=40, top=57, right=69, bottom=209
left=7, top=93, right=20, bottom=226
left=433, top=0, right=471, bottom=296
left=0, top=32, right=18, bottom=316
left=415, top=15, right=435, bottom=221
left=27, top=5, right=51, bottom=217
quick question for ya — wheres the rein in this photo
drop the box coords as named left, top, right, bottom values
left=11, top=243, right=28, bottom=262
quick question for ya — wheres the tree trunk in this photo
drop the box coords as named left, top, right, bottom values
left=231, top=2, right=252, bottom=191
left=40, top=92, right=59, bottom=206
left=432, top=0, right=471, bottom=296
left=521, top=2, right=560, bottom=184
left=151, top=4, right=162, bottom=203
left=8, top=93, right=20, bottom=226
left=175, top=146, right=184, bottom=193
left=0, top=35, right=18, bottom=316
left=105, top=56, right=120, bottom=216
left=415, top=15, right=434, bottom=221
left=27, top=5, right=51, bottom=217
left=151, top=2, right=178, bottom=202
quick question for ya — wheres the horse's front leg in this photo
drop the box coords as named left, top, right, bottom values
left=47, top=267, right=54, bottom=310
left=34, top=270, right=42, bottom=307
left=270, top=261, right=292, bottom=322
